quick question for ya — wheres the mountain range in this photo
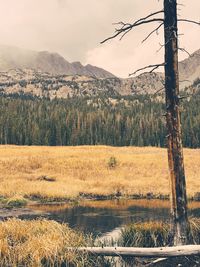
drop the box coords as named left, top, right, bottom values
left=0, top=45, right=199, bottom=99
left=0, top=45, right=115, bottom=79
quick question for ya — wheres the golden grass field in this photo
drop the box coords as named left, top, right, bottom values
left=0, top=145, right=199, bottom=201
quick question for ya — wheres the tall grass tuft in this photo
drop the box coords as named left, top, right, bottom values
left=6, top=195, right=28, bottom=207
left=121, top=221, right=170, bottom=247
left=121, top=218, right=200, bottom=247
left=190, top=217, right=200, bottom=244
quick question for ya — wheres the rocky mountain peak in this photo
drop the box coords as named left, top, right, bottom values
left=0, top=45, right=116, bottom=79
left=179, top=48, right=200, bottom=87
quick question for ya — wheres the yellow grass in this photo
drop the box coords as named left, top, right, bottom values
left=0, top=145, right=199, bottom=200
left=0, top=218, right=90, bottom=267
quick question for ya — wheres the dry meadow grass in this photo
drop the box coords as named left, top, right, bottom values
left=0, top=145, right=199, bottom=201
left=0, top=218, right=91, bottom=267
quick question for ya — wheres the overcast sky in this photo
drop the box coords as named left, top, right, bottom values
left=0, top=0, right=199, bottom=77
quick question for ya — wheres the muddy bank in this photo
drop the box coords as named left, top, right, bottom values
left=0, top=205, right=46, bottom=220
left=79, top=192, right=170, bottom=201
left=2, top=190, right=200, bottom=210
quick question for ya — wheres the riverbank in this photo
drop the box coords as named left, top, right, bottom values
left=0, top=145, right=200, bottom=203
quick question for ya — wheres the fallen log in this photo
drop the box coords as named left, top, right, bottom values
left=69, top=245, right=200, bottom=257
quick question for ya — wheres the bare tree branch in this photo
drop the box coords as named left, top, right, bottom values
left=153, top=86, right=165, bottom=95
left=101, top=10, right=164, bottom=44
left=101, top=18, right=164, bottom=44
left=142, top=23, right=164, bottom=43
left=178, top=95, right=190, bottom=100
left=156, top=31, right=174, bottom=53
left=129, top=63, right=165, bottom=76
left=178, top=19, right=200, bottom=26
left=177, top=3, right=185, bottom=7
left=179, top=79, right=191, bottom=83
left=178, top=47, right=191, bottom=57
left=132, top=10, right=164, bottom=25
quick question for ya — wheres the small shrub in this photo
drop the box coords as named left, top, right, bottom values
left=108, top=156, right=117, bottom=168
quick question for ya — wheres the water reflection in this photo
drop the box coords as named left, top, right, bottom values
left=22, top=199, right=200, bottom=237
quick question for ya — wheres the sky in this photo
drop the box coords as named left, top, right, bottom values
left=0, top=0, right=199, bottom=77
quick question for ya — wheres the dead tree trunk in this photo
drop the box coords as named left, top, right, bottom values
left=101, top=0, right=200, bottom=246
left=164, top=0, right=190, bottom=245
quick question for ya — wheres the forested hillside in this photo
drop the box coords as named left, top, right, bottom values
left=0, top=92, right=200, bottom=147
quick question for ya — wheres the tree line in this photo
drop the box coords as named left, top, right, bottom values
left=0, top=94, right=199, bottom=147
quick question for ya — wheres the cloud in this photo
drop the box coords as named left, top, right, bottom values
left=86, top=35, right=164, bottom=78
left=0, top=0, right=199, bottom=77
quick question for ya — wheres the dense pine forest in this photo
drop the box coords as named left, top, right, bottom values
left=0, top=93, right=199, bottom=147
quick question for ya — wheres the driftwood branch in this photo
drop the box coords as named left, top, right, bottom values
left=129, top=63, right=165, bottom=76
left=69, top=245, right=200, bottom=258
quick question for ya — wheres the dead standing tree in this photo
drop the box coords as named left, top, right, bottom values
left=164, top=0, right=189, bottom=246
left=101, top=0, right=200, bottom=245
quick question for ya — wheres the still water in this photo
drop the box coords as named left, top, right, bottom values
left=22, top=199, right=200, bottom=238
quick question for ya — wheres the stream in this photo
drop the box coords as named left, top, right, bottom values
left=19, top=199, right=200, bottom=240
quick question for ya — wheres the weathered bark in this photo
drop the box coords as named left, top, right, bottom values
left=164, top=0, right=190, bottom=245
